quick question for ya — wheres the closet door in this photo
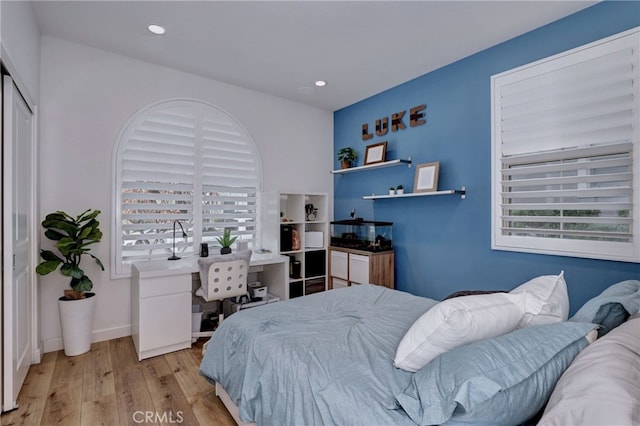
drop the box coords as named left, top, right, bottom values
left=2, top=75, right=34, bottom=412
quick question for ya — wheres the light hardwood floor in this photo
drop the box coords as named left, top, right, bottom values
left=1, top=337, right=236, bottom=426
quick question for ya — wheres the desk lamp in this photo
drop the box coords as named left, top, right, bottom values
left=168, top=220, right=188, bottom=260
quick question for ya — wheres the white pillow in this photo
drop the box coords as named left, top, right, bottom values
left=538, top=318, right=640, bottom=426
left=510, top=271, right=569, bottom=328
left=394, top=293, right=524, bottom=372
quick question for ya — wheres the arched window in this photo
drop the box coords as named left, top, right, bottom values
left=112, top=99, right=262, bottom=276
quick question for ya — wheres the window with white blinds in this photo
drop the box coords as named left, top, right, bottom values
left=113, top=100, right=261, bottom=276
left=491, top=28, right=640, bottom=263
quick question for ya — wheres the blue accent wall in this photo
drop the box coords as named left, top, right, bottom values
left=333, top=2, right=640, bottom=314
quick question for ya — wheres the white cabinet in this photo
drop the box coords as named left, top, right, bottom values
left=131, top=263, right=192, bottom=361
left=131, top=254, right=289, bottom=361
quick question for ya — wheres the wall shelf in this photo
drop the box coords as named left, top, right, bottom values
left=363, top=186, right=466, bottom=200
left=331, top=158, right=412, bottom=174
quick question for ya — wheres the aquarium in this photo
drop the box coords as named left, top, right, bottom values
left=330, top=219, right=393, bottom=252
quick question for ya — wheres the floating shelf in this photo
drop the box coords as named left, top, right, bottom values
left=363, top=186, right=466, bottom=200
left=331, top=158, right=412, bottom=174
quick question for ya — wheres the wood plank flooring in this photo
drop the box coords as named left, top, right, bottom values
left=1, top=337, right=236, bottom=426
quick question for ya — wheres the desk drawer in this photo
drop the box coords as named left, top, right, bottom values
left=139, top=274, right=191, bottom=298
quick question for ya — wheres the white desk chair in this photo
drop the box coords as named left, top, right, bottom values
left=195, top=250, right=252, bottom=332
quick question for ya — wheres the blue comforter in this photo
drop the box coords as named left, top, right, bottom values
left=199, top=284, right=438, bottom=425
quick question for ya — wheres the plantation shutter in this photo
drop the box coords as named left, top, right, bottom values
left=492, top=29, right=640, bottom=262
left=117, top=100, right=260, bottom=273
left=121, top=104, right=196, bottom=262
left=200, top=109, right=258, bottom=247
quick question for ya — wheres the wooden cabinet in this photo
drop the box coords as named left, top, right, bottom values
left=328, top=246, right=394, bottom=289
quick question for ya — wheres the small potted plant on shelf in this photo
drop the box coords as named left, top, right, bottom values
left=36, top=209, right=105, bottom=356
left=396, top=184, right=404, bottom=195
left=337, top=147, right=358, bottom=169
left=217, top=228, right=238, bottom=254
left=389, top=186, right=396, bottom=195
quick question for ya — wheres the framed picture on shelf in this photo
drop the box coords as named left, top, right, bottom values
left=364, top=141, right=387, bottom=165
left=413, top=161, right=440, bottom=193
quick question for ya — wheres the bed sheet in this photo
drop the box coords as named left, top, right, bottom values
left=199, top=284, right=438, bottom=425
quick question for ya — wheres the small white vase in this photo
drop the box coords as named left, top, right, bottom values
left=389, top=189, right=395, bottom=195
left=58, top=293, right=96, bottom=356
left=397, top=189, right=404, bottom=195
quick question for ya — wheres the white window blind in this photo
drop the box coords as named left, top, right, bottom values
left=114, top=100, right=261, bottom=276
left=492, top=28, right=640, bottom=262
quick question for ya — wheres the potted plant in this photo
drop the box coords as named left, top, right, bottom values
left=36, top=209, right=104, bottom=356
left=397, top=184, right=404, bottom=195
left=389, top=186, right=396, bottom=195
left=217, top=228, right=238, bottom=254
left=337, top=147, right=357, bottom=169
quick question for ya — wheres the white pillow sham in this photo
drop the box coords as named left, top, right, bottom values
left=510, top=271, right=569, bottom=328
left=538, top=317, right=640, bottom=426
left=394, top=292, right=524, bottom=372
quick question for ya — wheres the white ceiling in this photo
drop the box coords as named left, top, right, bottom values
left=31, top=1, right=597, bottom=111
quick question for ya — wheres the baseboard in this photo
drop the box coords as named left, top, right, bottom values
left=43, top=324, right=132, bottom=353
left=32, top=341, right=43, bottom=363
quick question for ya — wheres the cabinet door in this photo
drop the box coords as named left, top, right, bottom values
left=349, top=254, right=369, bottom=284
left=331, top=277, right=348, bottom=289
left=330, top=250, right=348, bottom=280
left=139, top=292, right=191, bottom=351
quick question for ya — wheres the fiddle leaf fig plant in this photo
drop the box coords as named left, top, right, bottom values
left=36, top=209, right=105, bottom=300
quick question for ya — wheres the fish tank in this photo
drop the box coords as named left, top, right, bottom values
left=330, top=219, right=393, bottom=252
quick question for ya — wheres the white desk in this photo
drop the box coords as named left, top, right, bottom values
left=131, top=252, right=289, bottom=360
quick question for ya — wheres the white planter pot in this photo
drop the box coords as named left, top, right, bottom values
left=58, top=293, right=96, bottom=356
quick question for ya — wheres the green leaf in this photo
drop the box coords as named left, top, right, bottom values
left=44, top=212, right=70, bottom=223
left=40, top=250, right=63, bottom=262
left=42, top=219, right=78, bottom=237
left=91, top=228, right=103, bottom=241
left=79, top=226, right=92, bottom=239
left=36, top=260, right=61, bottom=275
left=73, top=275, right=93, bottom=293
left=90, top=254, right=105, bottom=271
left=44, top=229, right=67, bottom=241
left=78, top=209, right=100, bottom=223
left=60, top=263, right=84, bottom=279
left=56, top=237, right=76, bottom=257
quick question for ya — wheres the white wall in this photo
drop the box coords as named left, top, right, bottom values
left=0, top=0, right=40, bottom=103
left=39, top=36, right=333, bottom=352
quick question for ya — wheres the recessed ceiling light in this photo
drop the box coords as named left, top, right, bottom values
left=148, top=24, right=166, bottom=35
left=314, top=80, right=327, bottom=87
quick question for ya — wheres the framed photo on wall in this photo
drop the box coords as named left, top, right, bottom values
left=413, top=161, right=440, bottom=192
left=364, top=142, right=387, bottom=165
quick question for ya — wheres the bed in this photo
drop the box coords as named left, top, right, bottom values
left=199, top=276, right=640, bottom=426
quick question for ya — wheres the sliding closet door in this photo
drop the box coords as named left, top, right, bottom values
left=2, top=75, right=34, bottom=412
